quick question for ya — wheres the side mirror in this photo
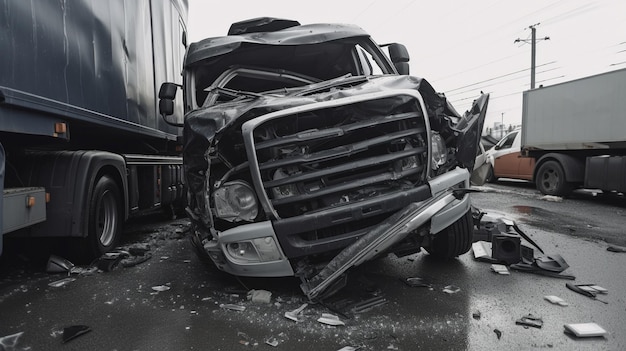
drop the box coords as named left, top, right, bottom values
left=388, top=43, right=410, bottom=75
left=159, top=82, right=178, bottom=116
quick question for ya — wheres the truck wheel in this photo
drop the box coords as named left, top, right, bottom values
left=536, top=160, right=572, bottom=196
left=426, top=209, right=473, bottom=260
left=86, top=175, right=123, bottom=259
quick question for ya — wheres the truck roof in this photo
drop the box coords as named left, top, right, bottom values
left=185, top=22, right=371, bottom=67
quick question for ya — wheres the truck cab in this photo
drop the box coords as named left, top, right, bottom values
left=161, top=18, right=489, bottom=300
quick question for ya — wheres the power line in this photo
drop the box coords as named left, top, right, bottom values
left=445, top=61, right=556, bottom=93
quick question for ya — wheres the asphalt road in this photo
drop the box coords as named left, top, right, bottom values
left=1, top=180, right=625, bottom=351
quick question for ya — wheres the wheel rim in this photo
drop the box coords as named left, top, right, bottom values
left=96, top=189, right=118, bottom=247
left=540, top=168, right=559, bottom=192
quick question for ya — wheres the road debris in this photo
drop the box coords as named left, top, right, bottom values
left=402, top=277, right=433, bottom=288
left=0, top=332, right=24, bottom=349
left=348, top=296, right=387, bottom=314
left=539, top=195, right=563, bottom=202
left=247, top=289, right=272, bottom=304
left=317, top=313, right=345, bottom=326
left=151, top=285, right=171, bottom=292
left=220, top=304, right=246, bottom=312
left=265, top=337, right=279, bottom=347
left=493, top=329, right=502, bottom=340
left=515, top=314, right=543, bottom=329
left=284, top=303, right=308, bottom=322
left=491, top=264, right=510, bottom=275
left=472, top=311, right=481, bottom=320
left=563, top=323, right=607, bottom=338
left=46, top=255, right=75, bottom=274
left=48, top=277, right=76, bottom=288
left=544, top=295, right=568, bottom=306
left=607, top=245, right=626, bottom=253
left=566, top=283, right=609, bottom=304
left=442, top=285, right=460, bottom=294
left=62, top=325, right=91, bottom=343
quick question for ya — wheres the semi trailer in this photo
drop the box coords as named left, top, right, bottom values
left=0, top=0, right=188, bottom=259
left=521, top=68, right=626, bottom=196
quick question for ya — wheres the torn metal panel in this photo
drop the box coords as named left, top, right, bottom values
left=299, top=191, right=457, bottom=301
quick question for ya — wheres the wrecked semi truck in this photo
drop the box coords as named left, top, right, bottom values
left=521, top=68, right=626, bottom=196
left=0, top=0, right=188, bottom=259
left=159, top=18, right=488, bottom=300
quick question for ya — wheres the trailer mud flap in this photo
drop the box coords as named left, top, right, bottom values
left=300, top=191, right=457, bottom=301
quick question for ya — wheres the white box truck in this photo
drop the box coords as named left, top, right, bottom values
left=521, top=68, right=626, bottom=196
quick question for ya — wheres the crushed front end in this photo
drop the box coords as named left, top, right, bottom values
left=184, top=74, right=488, bottom=299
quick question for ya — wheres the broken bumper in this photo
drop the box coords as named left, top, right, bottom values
left=203, top=167, right=470, bottom=279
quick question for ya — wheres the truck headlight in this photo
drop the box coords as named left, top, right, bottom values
left=213, top=181, right=258, bottom=222
left=431, top=132, right=447, bottom=169
left=226, top=237, right=282, bottom=263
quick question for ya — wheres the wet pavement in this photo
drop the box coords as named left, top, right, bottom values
left=1, top=182, right=625, bottom=350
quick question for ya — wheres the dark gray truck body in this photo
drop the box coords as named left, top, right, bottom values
left=0, top=0, right=188, bottom=258
left=162, top=18, right=488, bottom=300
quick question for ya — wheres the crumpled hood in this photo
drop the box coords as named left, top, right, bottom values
left=183, top=74, right=459, bottom=156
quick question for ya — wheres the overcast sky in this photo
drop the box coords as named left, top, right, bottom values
left=187, top=0, right=626, bottom=130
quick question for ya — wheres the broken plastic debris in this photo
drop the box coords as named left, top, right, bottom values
left=151, top=285, right=171, bottom=292
left=247, top=289, right=272, bottom=304
left=491, top=264, right=510, bottom=275
left=576, top=284, right=608, bottom=294
left=515, top=314, right=543, bottom=329
left=402, top=277, right=432, bottom=288
left=48, top=277, right=76, bottom=288
left=563, top=323, right=607, bottom=338
left=0, top=332, right=24, bottom=349
left=46, top=255, right=75, bottom=273
left=220, top=304, right=246, bottom=312
left=544, top=295, right=568, bottom=306
left=566, top=282, right=609, bottom=304
left=317, top=313, right=345, bottom=326
left=535, top=254, right=569, bottom=273
left=284, top=303, right=307, bottom=322
left=265, top=337, right=279, bottom=347
left=62, top=325, right=91, bottom=343
left=443, top=285, right=460, bottom=294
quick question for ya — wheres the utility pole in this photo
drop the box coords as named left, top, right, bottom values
left=515, top=23, right=550, bottom=89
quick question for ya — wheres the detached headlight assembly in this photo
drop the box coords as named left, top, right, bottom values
left=431, top=132, right=448, bottom=169
left=213, top=181, right=258, bottom=222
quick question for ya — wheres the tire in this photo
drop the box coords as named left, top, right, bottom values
left=486, top=165, right=497, bottom=183
left=426, top=209, right=473, bottom=260
left=536, top=160, right=572, bottom=196
left=84, top=175, right=123, bottom=260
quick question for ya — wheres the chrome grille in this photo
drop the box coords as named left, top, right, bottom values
left=242, top=91, right=430, bottom=219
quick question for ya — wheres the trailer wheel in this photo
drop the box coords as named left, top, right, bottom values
left=425, top=209, right=473, bottom=260
left=536, top=160, right=572, bottom=196
left=86, top=175, right=123, bottom=259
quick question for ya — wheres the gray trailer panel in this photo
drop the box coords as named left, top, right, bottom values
left=522, top=68, right=626, bottom=150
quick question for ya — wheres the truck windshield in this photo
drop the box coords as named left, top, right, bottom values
left=189, top=37, right=394, bottom=109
